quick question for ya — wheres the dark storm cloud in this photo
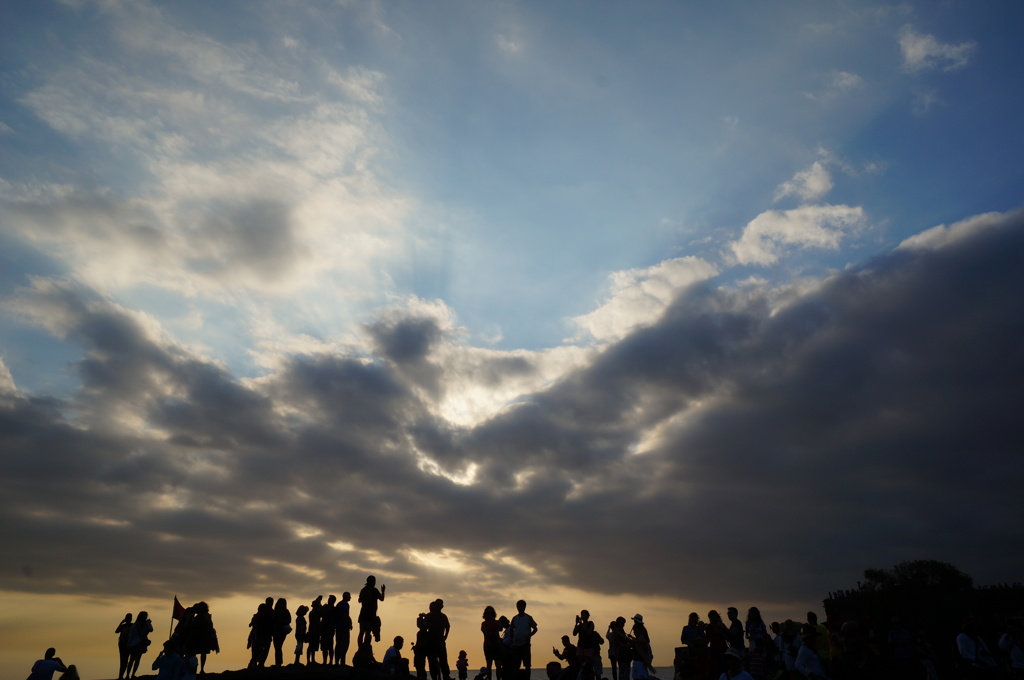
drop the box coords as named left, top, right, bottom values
left=2, top=213, right=1023, bottom=608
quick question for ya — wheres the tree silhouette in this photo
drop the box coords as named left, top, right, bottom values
left=824, top=560, right=1023, bottom=671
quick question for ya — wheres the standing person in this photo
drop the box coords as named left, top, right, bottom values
left=27, top=648, right=67, bottom=680
left=428, top=599, right=453, bottom=680
left=608, top=617, right=632, bottom=680
left=358, top=575, right=386, bottom=648
left=457, top=650, right=470, bottom=680
left=681, top=612, right=709, bottom=680
left=726, top=608, right=745, bottom=651
left=272, top=597, right=292, bottom=667
left=127, top=611, right=153, bottom=679
left=744, top=609, right=768, bottom=653
left=336, top=592, right=353, bottom=666
left=630, top=614, right=655, bottom=678
left=806, top=612, right=831, bottom=670
left=115, top=613, right=133, bottom=680
left=294, top=605, right=309, bottom=666
left=250, top=599, right=274, bottom=669
left=415, top=611, right=431, bottom=680
left=321, top=594, right=338, bottom=665
left=307, top=595, right=323, bottom=665
left=508, top=600, right=538, bottom=679
left=481, top=606, right=506, bottom=680
left=574, top=610, right=603, bottom=680
left=186, top=601, right=219, bottom=674
left=606, top=619, right=621, bottom=680
left=706, top=611, right=728, bottom=678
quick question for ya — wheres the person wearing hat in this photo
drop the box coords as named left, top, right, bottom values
left=629, top=615, right=654, bottom=678
left=720, top=647, right=754, bottom=680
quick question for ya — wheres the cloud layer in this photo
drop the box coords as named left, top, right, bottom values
left=3, top=210, right=1022, bottom=608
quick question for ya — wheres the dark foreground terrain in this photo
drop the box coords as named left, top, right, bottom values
left=101, top=665, right=401, bottom=680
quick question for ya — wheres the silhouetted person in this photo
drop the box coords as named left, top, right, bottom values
left=607, top=617, right=631, bottom=680
left=29, top=648, right=67, bottom=680
left=272, top=597, right=292, bottom=667
left=629, top=614, right=654, bottom=679
left=127, top=611, right=153, bottom=678
left=415, top=611, right=431, bottom=680
left=247, top=599, right=273, bottom=669
left=806, top=611, right=830, bottom=669
left=294, top=605, right=309, bottom=666
left=358, top=575, right=386, bottom=647
left=383, top=636, right=410, bottom=676
left=427, top=598, right=452, bottom=680
left=152, top=640, right=184, bottom=680
left=508, top=599, right=537, bottom=679
left=187, top=601, right=219, bottom=674
left=574, top=609, right=603, bottom=680
left=726, top=608, right=745, bottom=650
left=336, top=591, right=353, bottom=666
left=745, top=608, right=768, bottom=653
left=553, top=635, right=581, bottom=680
left=181, top=652, right=198, bottom=680
left=353, top=638, right=378, bottom=671
left=115, top=613, right=133, bottom=680
left=481, top=606, right=506, bottom=680
left=307, top=595, right=323, bottom=664
left=321, top=594, right=338, bottom=664
left=170, top=601, right=218, bottom=674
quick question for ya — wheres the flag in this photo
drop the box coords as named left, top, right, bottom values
left=173, top=595, right=186, bottom=620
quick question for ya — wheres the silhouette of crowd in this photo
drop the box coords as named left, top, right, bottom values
left=65, top=575, right=1023, bottom=680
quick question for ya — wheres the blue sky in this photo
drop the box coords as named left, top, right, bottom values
left=1, top=1, right=1023, bottom=677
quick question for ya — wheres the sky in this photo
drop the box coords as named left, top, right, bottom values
left=1, top=0, right=1023, bottom=678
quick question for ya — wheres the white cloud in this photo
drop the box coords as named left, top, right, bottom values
left=0, top=356, right=16, bottom=394
left=731, top=204, right=866, bottom=266
left=897, top=209, right=1023, bottom=252
left=899, top=25, right=975, bottom=73
left=774, top=161, right=834, bottom=203
left=10, top=1, right=415, bottom=309
left=804, top=71, right=865, bottom=103
left=571, top=257, right=719, bottom=343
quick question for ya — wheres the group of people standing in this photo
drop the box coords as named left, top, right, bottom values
left=246, top=574, right=386, bottom=670
left=551, top=610, right=656, bottom=680
left=112, top=601, right=218, bottom=680
left=114, top=610, right=152, bottom=679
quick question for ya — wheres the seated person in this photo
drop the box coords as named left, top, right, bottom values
left=383, top=636, right=410, bottom=676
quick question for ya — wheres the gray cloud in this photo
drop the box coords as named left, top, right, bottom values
left=2, top=212, right=1023, bottom=611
